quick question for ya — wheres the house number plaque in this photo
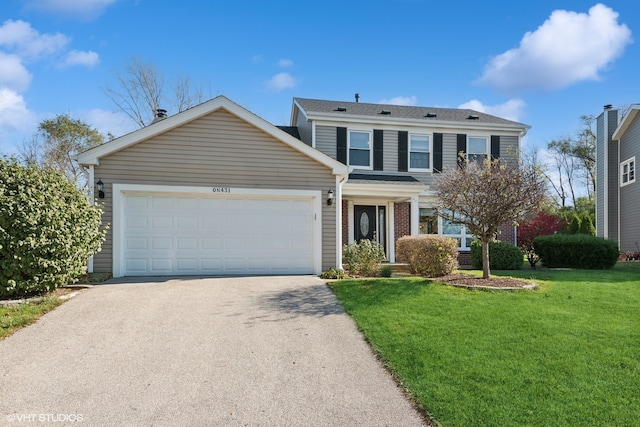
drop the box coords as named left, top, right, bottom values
left=212, top=187, right=231, bottom=193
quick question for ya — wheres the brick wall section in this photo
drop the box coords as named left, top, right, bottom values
left=394, top=202, right=411, bottom=246
left=459, top=251, right=472, bottom=266
left=497, top=223, right=517, bottom=246
left=341, top=199, right=349, bottom=246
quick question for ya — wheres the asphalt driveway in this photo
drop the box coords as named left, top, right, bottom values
left=0, top=276, right=425, bottom=426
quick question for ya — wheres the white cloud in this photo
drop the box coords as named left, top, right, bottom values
left=278, top=59, right=293, bottom=68
left=0, top=52, right=32, bottom=92
left=59, top=50, right=99, bottom=68
left=477, top=3, right=632, bottom=94
left=458, top=98, right=526, bottom=122
left=0, top=20, right=69, bottom=60
left=24, top=0, right=118, bottom=20
left=0, top=88, right=36, bottom=131
left=0, top=88, right=38, bottom=154
left=378, top=96, right=418, bottom=106
left=266, top=72, right=297, bottom=92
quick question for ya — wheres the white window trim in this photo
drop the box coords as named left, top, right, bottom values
left=408, top=133, right=432, bottom=172
left=347, top=129, right=373, bottom=170
left=621, top=156, right=636, bottom=187
left=467, top=135, right=490, bottom=163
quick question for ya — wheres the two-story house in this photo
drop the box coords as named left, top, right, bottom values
left=596, top=104, right=640, bottom=254
left=78, top=95, right=529, bottom=278
left=289, top=97, right=530, bottom=264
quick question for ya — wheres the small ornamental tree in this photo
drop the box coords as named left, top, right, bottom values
left=518, top=211, right=567, bottom=267
left=0, top=158, right=107, bottom=298
left=434, top=158, right=546, bottom=279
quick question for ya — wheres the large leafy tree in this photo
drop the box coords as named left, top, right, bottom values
left=20, top=114, right=104, bottom=190
left=434, top=159, right=546, bottom=279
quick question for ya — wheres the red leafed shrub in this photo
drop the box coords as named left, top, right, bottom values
left=518, top=212, right=568, bottom=267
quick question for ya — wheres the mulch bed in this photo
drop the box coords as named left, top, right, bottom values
left=433, top=274, right=536, bottom=290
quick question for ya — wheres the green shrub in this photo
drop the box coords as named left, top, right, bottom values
left=396, top=235, right=458, bottom=277
left=380, top=265, right=393, bottom=277
left=533, top=234, right=618, bottom=269
left=320, top=268, right=349, bottom=280
left=0, top=158, right=107, bottom=298
left=342, top=239, right=385, bottom=277
left=471, top=240, right=523, bottom=270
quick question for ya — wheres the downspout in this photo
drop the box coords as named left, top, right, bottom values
left=335, top=174, right=348, bottom=270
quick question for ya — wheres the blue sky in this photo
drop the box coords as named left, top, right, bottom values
left=0, top=0, right=637, bottom=156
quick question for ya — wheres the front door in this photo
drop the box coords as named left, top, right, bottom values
left=354, top=205, right=377, bottom=242
left=354, top=205, right=387, bottom=258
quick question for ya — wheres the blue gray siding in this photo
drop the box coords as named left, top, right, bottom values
left=607, top=110, right=620, bottom=244
left=619, top=112, right=640, bottom=252
left=596, top=113, right=606, bottom=237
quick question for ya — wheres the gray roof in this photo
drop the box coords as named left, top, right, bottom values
left=294, top=97, right=528, bottom=128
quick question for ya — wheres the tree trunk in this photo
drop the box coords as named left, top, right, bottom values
left=482, top=240, right=491, bottom=279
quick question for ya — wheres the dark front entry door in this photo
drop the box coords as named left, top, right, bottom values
left=354, top=205, right=377, bottom=242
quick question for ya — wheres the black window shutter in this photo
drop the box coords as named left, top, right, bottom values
left=433, top=133, right=443, bottom=173
left=456, top=133, right=467, bottom=169
left=373, top=129, right=384, bottom=171
left=491, top=135, right=500, bottom=161
left=398, top=131, right=408, bottom=172
left=337, top=127, right=347, bottom=164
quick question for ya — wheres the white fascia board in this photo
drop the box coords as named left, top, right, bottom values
left=612, top=105, right=640, bottom=140
left=303, top=113, right=530, bottom=136
left=343, top=182, right=427, bottom=199
left=77, top=95, right=349, bottom=178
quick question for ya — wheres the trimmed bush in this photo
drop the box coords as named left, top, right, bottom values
left=533, top=234, right=618, bottom=269
left=396, top=235, right=458, bottom=277
left=471, top=240, right=523, bottom=270
left=0, top=158, right=107, bottom=298
left=342, top=239, right=385, bottom=276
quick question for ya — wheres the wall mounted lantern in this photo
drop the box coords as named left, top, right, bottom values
left=97, top=179, right=105, bottom=199
left=327, top=189, right=334, bottom=206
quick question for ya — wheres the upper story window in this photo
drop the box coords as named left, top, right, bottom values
left=348, top=130, right=372, bottom=169
left=467, top=136, right=488, bottom=165
left=409, top=134, right=431, bottom=171
left=621, top=157, right=635, bottom=186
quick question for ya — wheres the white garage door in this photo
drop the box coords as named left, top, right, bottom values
left=118, top=191, right=316, bottom=276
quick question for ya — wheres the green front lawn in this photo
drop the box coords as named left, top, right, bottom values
left=0, top=295, right=63, bottom=340
left=329, top=263, right=640, bottom=427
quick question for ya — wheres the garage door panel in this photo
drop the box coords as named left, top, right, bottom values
left=121, top=193, right=315, bottom=276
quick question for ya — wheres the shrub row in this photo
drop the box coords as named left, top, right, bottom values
left=0, top=158, right=106, bottom=298
left=533, top=234, right=618, bottom=269
left=396, top=235, right=458, bottom=277
left=471, top=240, right=523, bottom=270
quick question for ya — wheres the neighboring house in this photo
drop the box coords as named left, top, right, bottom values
left=78, top=95, right=530, bottom=278
left=290, top=97, right=529, bottom=265
left=596, top=104, right=640, bottom=253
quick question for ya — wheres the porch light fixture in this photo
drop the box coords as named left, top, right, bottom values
left=327, top=189, right=334, bottom=206
left=97, top=179, right=105, bottom=199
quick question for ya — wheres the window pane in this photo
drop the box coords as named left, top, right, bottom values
left=410, top=135, right=429, bottom=152
left=410, top=152, right=430, bottom=169
left=419, top=208, right=438, bottom=234
left=349, top=149, right=370, bottom=166
left=468, top=153, right=486, bottom=165
left=442, top=218, right=461, bottom=234
left=468, top=137, right=486, bottom=154
left=350, top=132, right=370, bottom=149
